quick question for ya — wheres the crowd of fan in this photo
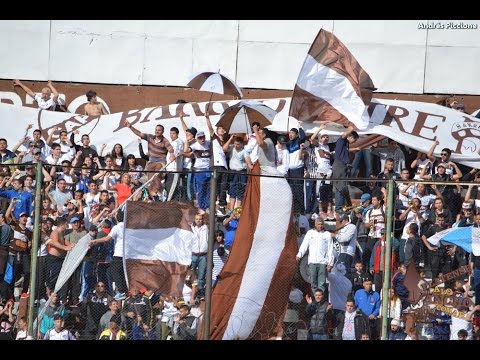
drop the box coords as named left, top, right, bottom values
left=0, top=83, right=479, bottom=340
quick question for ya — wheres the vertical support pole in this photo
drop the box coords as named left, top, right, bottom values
left=28, top=161, right=43, bottom=337
left=380, top=179, right=394, bottom=340
left=204, top=169, right=217, bottom=340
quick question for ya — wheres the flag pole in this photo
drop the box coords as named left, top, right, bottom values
left=204, top=169, right=217, bottom=340
left=380, top=179, right=395, bottom=340
left=27, top=161, right=43, bottom=337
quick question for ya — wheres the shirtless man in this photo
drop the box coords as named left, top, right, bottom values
left=84, top=90, right=109, bottom=116
left=45, top=217, right=74, bottom=297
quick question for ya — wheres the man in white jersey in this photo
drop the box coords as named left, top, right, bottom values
left=44, top=314, right=76, bottom=340
left=14, top=79, right=59, bottom=110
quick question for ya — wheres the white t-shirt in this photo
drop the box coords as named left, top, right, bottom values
left=166, top=138, right=184, bottom=172
left=85, top=192, right=100, bottom=210
left=190, top=141, right=211, bottom=170
left=34, top=94, right=57, bottom=110
left=245, top=135, right=258, bottom=164
left=212, top=138, right=228, bottom=169
left=316, top=143, right=332, bottom=174
left=414, top=158, right=431, bottom=180
left=276, top=146, right=290, bottom=175
left=44, top=328, right=76, bottom=340
left=111, top=222, right=125, bottom=257
left=342, top=311, right=356, bottom=340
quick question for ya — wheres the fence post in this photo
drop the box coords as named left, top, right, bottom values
left=380, top=178, right=395, bottom=340
left=27, top=161, right=43, bottom=337
left=204, top=169, right=217, bottom=340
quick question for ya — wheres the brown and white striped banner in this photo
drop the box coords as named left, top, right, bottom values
left=289, top=28, right=376, bottom=130
left=204, top=163, right=298, bottom=340
left=124, top=201, right=196, bottom=297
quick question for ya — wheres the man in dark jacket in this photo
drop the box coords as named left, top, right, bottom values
left=173, top=304, right=198, bottom=340
left=388, top=318, right=407, bottom=340
left=333, top=298, right=370, bottom=340
left=305, top=288, right=332, bottom=340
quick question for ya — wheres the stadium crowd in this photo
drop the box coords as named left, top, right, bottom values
left=0, top=83, right=480, bottom=340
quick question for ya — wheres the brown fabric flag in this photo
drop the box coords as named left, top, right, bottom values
left=124, top=201, right=196, bottom=297
left=199, top=163, right=298, bottom=340
left=289, top=28, right=376, bottom=130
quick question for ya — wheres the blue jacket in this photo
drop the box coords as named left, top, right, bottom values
left=0, top=189, right=33, bottom=218
left=354, top=289, right=380, bottom=317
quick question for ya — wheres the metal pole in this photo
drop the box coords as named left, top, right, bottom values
left=204, top=169, right=217, bottom=340
left=380, top=179, right=394, bottom=340
left=27, top=161, right=43, bottom=337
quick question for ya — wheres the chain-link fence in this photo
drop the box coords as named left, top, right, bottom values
left=1, top=157, right=480, bottom=340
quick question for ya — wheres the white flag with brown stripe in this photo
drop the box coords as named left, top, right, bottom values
left=289, top=28, right=376, bottom=130
left=202, top=163, right=298, bottom=340
left=124, top=201, right=196, bottom=297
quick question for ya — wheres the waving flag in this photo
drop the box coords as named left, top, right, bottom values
left=289, top=28, right=376, bottom=130
left=203, top=164, right=298, bottom=340
left=426, top=226, right=480, bottom=256
left=124, top=201, right=196, bottom=296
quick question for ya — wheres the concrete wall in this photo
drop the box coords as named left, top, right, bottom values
left=1, top=20, right=479, bottom=94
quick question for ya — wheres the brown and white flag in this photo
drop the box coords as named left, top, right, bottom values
left=124, top=201, right=196, bottom=297
left=203, top=163, right=298, bottom=340
left=289, top=28, right=376, bottom=130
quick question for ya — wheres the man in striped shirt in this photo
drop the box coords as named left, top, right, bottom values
left=124, top=121, right=174, bottom=196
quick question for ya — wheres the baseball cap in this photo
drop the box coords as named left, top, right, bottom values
left=19, top=212, right=28, bottom=217
left=186, top=127, right=197, bottom=137
left=360, top=193, right=371, bottom=203
left=196, top=131, right=206, bottom=138
left=455, top=103, right=465, bottom=110
left=69, top=216, right=80, bottom=224
left=437, top=162, right=447, bottom=168
left=277, top=136, right=287, bottom=144
left=33, top=147, right=41, bottom=154
left=89, top=225, right=98, bottom=232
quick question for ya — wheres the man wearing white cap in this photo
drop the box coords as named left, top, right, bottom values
left=388, top=318, right=406, bottom=340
